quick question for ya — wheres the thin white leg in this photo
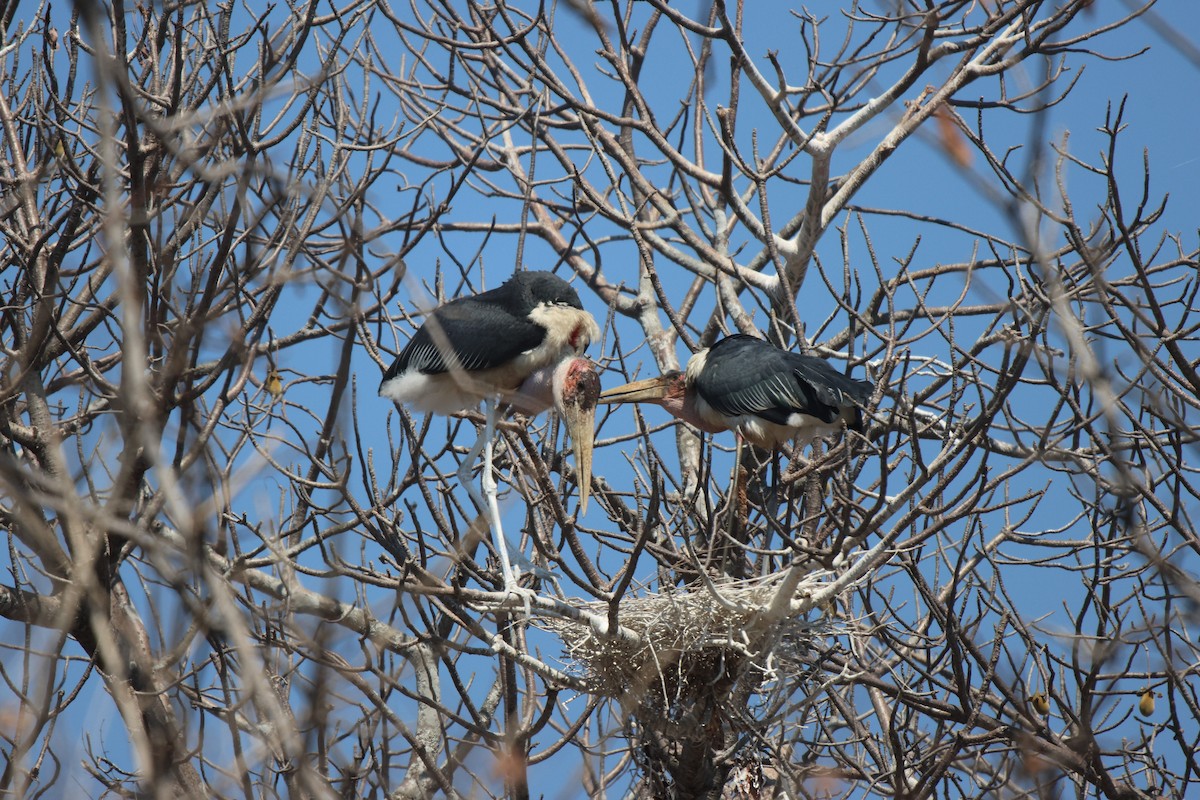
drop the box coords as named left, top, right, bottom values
left=457, top=419, right=488, bottom=519
left=454, top=400, right=533, bottom=611
left=480, top=397, right=520, bottom=593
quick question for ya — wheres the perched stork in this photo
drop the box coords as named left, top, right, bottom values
left=379, top=270, right=600, bottom=594
left=599, top=334, right=873, bottom=449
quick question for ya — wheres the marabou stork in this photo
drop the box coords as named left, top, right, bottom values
left=599, top=333, right=873, bottom=449
left=379, top=270, right=600, bottom=594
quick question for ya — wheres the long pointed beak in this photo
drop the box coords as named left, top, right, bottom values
left=598, top=375, right=672, bottom=404
left=561, top=392, right=596, bottom=514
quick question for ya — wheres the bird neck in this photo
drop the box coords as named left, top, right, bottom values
left=666, top=391, right=727, bottom=434
left=527, top=305, right=600, bottom=358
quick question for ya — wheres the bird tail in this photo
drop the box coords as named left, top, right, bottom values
left=793, top=362, right=874, bottom=408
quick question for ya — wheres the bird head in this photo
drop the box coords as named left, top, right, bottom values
left=598, top=370, right=729, bottom=435
left=598, top=370, right=687, bottom=407
left=510, top=271, right=585, bottom=313
left=504, top=356, right=598, bottom=512
left=513, top=270, right=600, bottom=357
left=554, top=358, right=599, bottom=513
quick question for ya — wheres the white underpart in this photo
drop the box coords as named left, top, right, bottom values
left=379, top=369, right=494, bottom=415
left=689, top=392, right=838, bottom=449
left=738, top=411, right=840, bottom=449
left=505, top=358, right=570, bottom=417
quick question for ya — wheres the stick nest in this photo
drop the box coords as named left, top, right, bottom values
left=542, top=571, right=838, bottom=698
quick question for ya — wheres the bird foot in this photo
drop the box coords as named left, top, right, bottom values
left=498, top=584, right=538, bottom=616
left=507, top=542, right=558, bottom=584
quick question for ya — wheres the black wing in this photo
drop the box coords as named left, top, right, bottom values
left=383, top=295, right=546, bottom=380
left=695, top=335, right=872, bottom=426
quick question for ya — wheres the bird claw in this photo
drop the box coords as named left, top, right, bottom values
left=499, top=584, right=538, bottom=616
left=507, top=541, right=558, bottom=584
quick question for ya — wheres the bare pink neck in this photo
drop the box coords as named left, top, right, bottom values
left=661, top=392, right=726, bottom=434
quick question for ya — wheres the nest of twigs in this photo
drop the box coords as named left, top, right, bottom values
left=543, top=571, right=839, bottom=700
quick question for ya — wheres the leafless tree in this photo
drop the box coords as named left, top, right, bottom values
left=2, top=1, right=1198, bottom=798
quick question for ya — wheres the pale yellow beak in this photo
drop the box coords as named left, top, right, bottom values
left=598, top=375, right=672, bottom=404
left=561, top=398, right=595, bottom=513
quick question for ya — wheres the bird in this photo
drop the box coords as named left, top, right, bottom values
left=379, top=270, right=600, bottom=595
left=264, top=369, right=284, bottom=400
left=1138, top=688, right=1158, bottom=718
left=598, top=333, right=873, bottom=449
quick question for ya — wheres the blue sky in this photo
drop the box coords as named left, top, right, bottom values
left=358, top=5, right=1200, bottom=795
left=10, top=1, right=1199, bottom=796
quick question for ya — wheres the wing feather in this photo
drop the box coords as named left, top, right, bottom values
left=693, top=334, right=872, bottom=427
left=383, top=296, right=546, bottom=381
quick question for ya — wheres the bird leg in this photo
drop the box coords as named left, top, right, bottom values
left=463, top=398, right=536, bottom=613
left=766, top=447, right=782, bottom=523
left=455, top=400, right=520, bottom=593
left=484, top=398, right=517, bottom=586
left=456, top=415, right=489, bottom=526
